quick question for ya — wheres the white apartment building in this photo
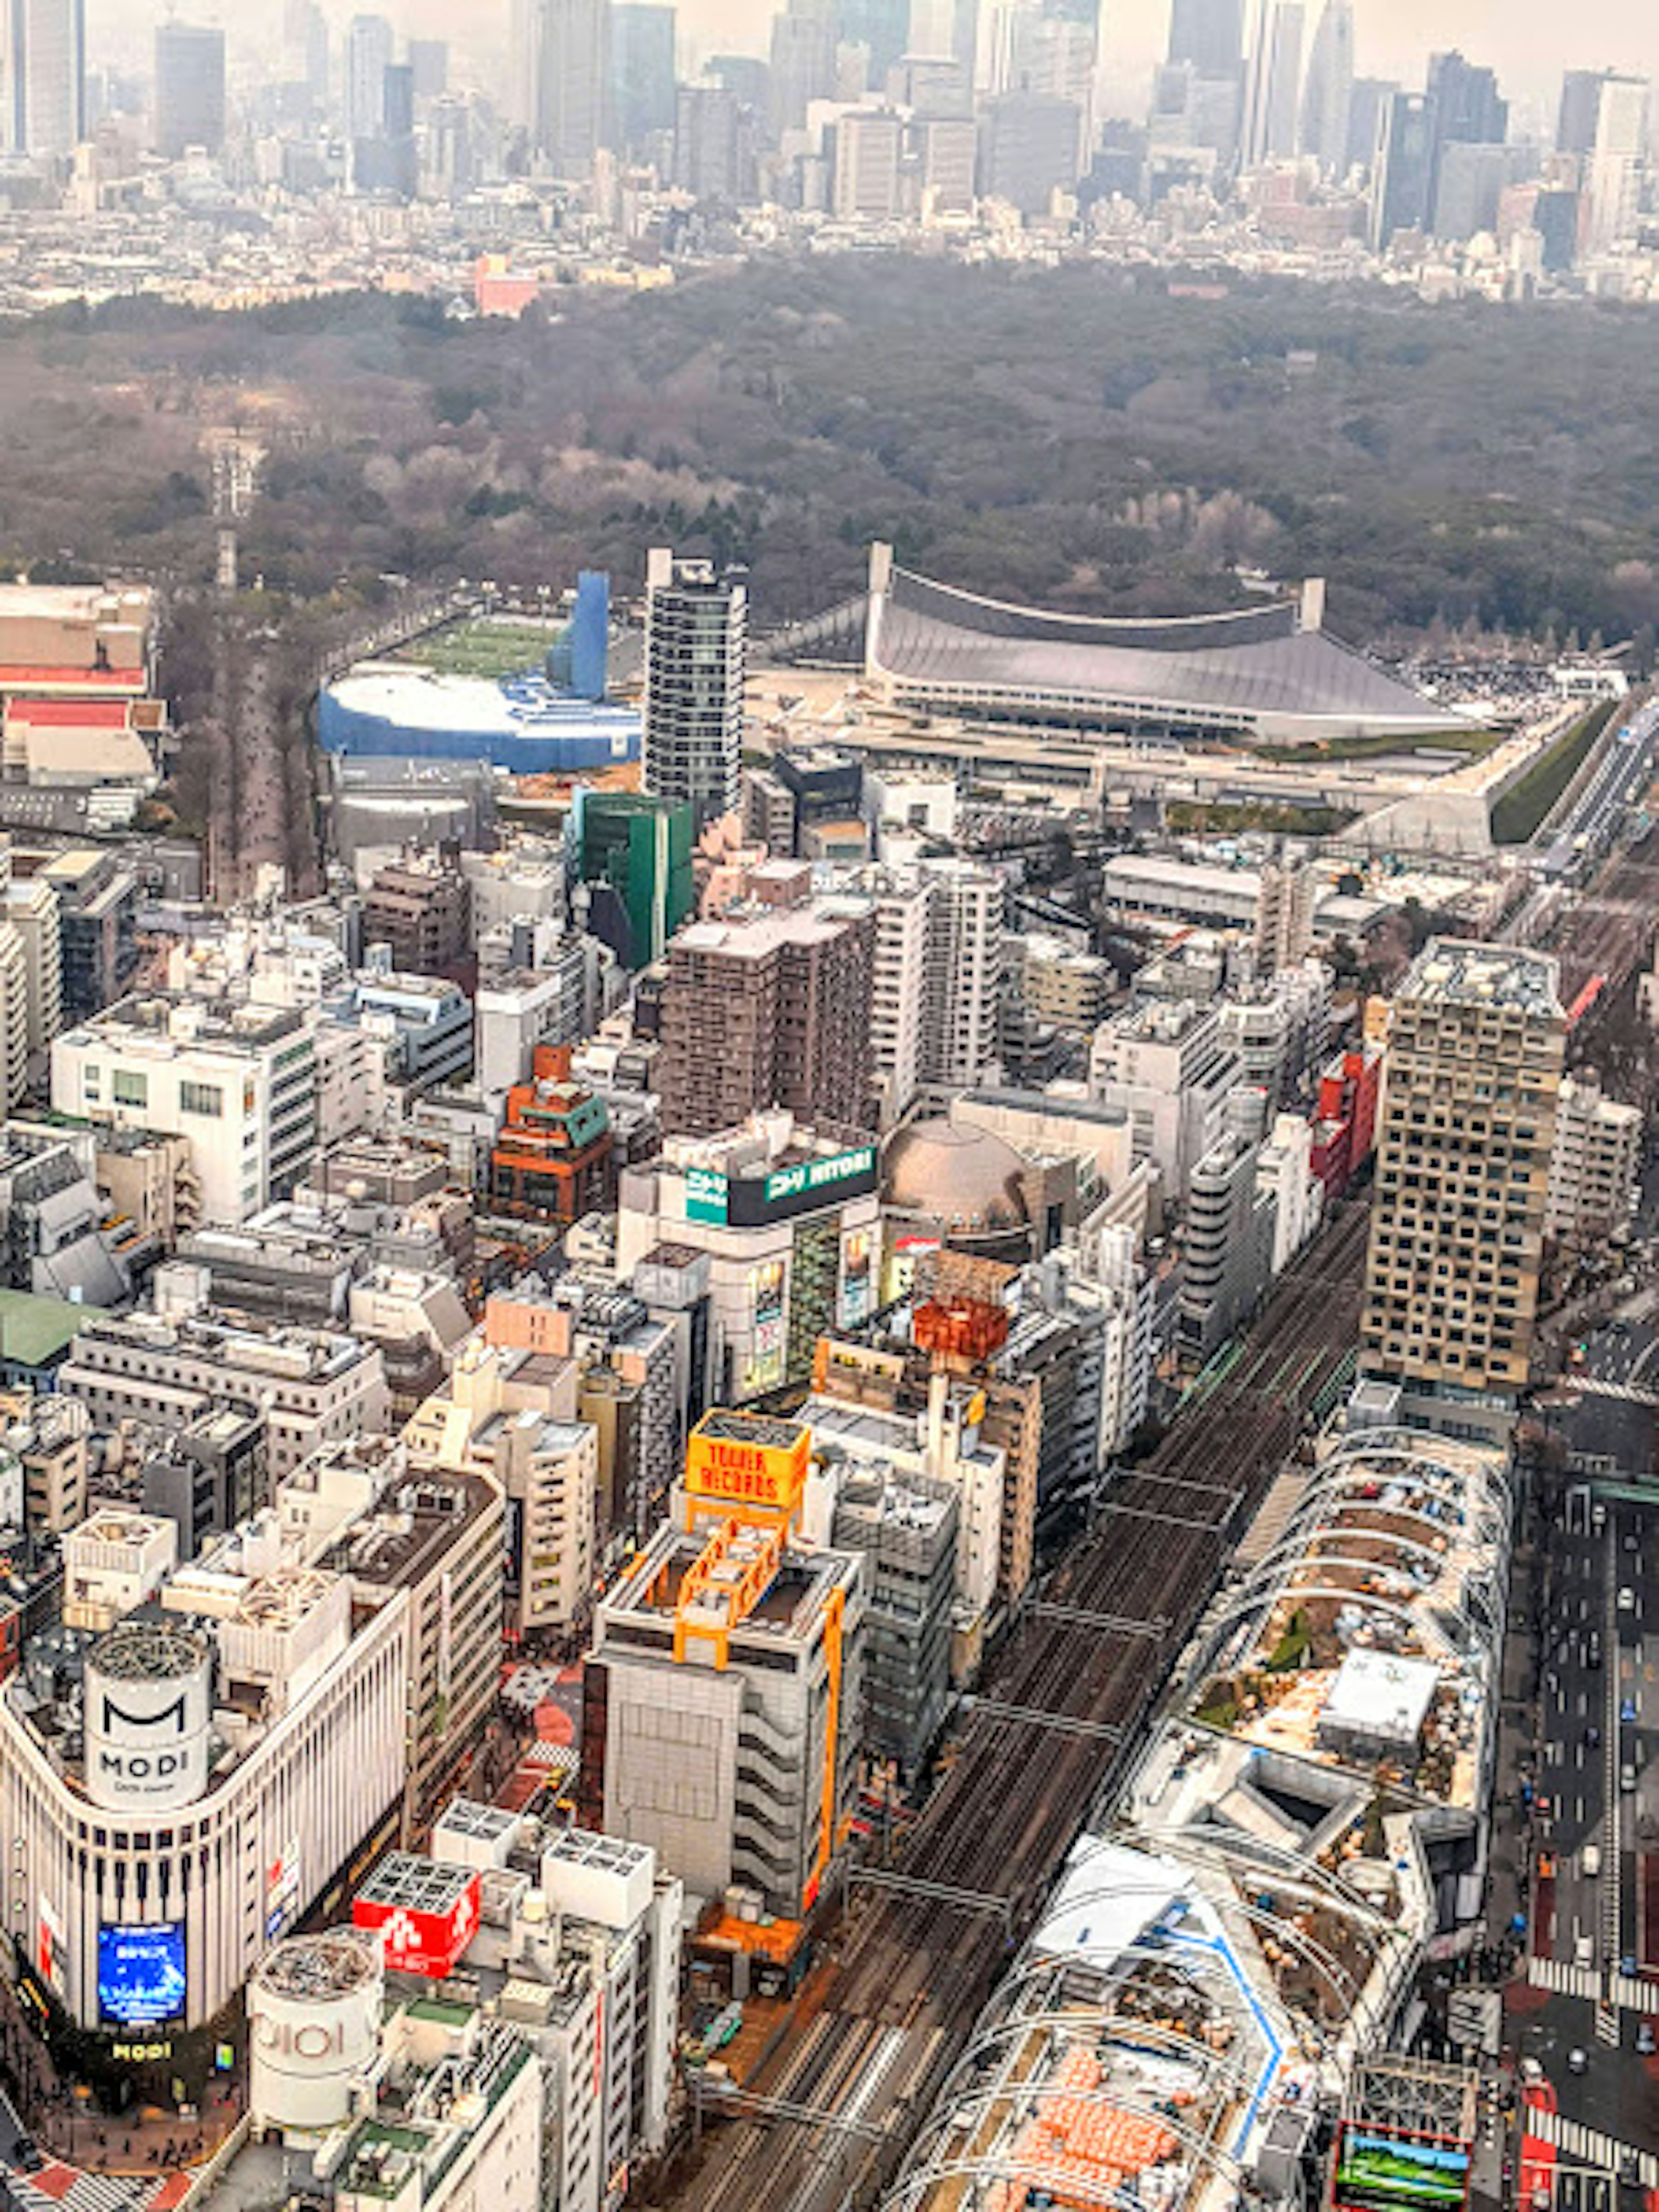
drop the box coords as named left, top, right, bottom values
left=852, top=858, right=1006, bottom=1124
left=3, top=862, right=62, bottom=1070
left=1256, top=1109, right=1325, bottom=1274
left=1089, top=997, right=1243, bottom=1201
left=404, top=1338, right=598, bottom=1639
left=867, top=870, right=931, bottom=1127
left=475, top=966, right=578, bottom=1103
left=1545, top=1071, right=1641, bottom=1241
left=52, top=994, right=317, bottom=1225
left=1253, top=856, right=1316, bottom=969
left=0, top=919, right=26, bottom=1108
left=919, top=857, right=1005, bottom=1100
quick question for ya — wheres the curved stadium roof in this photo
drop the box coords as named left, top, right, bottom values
left=867, top=566, right=1465, bottom=742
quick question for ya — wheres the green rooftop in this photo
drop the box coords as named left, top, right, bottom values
left=0, top=1289, right=97, bottom=1367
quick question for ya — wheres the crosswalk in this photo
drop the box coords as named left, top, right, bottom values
left=6, top=2170, right=157, bottom=2212
left=1567, top=1378, right=1659, bottom=1407
left=1527, top=2104, right=1659, bottom=2187
left=1527, top=1954, right=1656, bottom=2013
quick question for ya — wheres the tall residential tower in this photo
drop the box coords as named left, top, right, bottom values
left=643, top=547, right=747, bottom=826
left=1361, top=940, right=1564, bottom=1433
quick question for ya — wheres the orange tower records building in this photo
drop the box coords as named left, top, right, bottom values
left=585, top=1410, right=863, bottom=1920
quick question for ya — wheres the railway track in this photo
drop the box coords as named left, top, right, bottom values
left=1555, top=826, right=1659, bottom=1009
left=667, top=1201, right=1371, bottom=2212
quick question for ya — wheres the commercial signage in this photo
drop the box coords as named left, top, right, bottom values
left=686, top=1425, right=810, bottom=1514
left=267, top=1838, right=302, bottom=1942
left=683, top=1148, right=878, bottom=1230
left=743, top=1261, right=787, bottom=1395
left=85, top=1654, right=211, bottom=1814
left=1332, top=2129, right=1471, bottom=2210
left=840, top=1227, right=873, bottom=1328
left=99, top=1922, right=187, bottom=2028
left=685, top=1167, right=730, bottom=1225
left=36, top=1894, right=65, bottom=1997
left=353, top=1872, right=481, bottom=1980
left=764, top=1147, right=875, bottom=1206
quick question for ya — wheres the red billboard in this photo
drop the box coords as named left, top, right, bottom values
left=353, top=1870, right=480, bottom=1980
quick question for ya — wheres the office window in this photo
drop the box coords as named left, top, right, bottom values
left=112, top=1070, right=148, bottom=1107
left=180, top=1081, right=223, bottom=1117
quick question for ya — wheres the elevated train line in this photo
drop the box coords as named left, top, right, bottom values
left=672, top=1201, right=1371, bottom=2212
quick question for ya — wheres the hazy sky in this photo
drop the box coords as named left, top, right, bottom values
left=93, top=0, right=1656, bottom=113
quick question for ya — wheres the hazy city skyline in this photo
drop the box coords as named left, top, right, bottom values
left=86, top=0, right=1656, bottom=107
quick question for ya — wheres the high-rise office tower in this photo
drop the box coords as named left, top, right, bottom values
left=1557, top=67, right=1609, bottom=157
left=345, top=13, right=394, bottom=138
left=841, top=0, right=913, bottom=84
left=5, top=0, right=86, bottom=156
left=831, top=105, right=903, bottom=217
left=535, top=0, right=613, bottom=174
left=643, top=550, right=747, bottom=827
left=1425, top=47, right=1506, bottom=148
left=509, top=0, right=542, bottom=131
left=408, top=39, right=448, bottom=97
left=980, top=88, right=1083, bottom=210
left=1297, top=0, right=1352, bottom=173
left=1167, top=0, right=1242, bottom=78
left=1581, top=73, right=1649, bottom=253
left=673, top=82, right=743, bottom=198
left=1362, top=941, right=1564, bottom=1422
left=1343, top=73, right=1395, bottom=175
left=768, top=0, right=837, bottom=135
left=1239, top=0, right=1303, bottom=168
left=153, top=22, right=226, bottom=159
left=1369, top=88, right=1435, bottom=245
left=282, top=0, right=329, bottom=108
left=612, top=4, right=675, bottom=149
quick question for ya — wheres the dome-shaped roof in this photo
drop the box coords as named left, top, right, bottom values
left=883, top=1118, right=1030, bottom=1231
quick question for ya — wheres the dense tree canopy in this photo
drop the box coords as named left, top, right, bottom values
left=1, top=263, right=1655, bottom=646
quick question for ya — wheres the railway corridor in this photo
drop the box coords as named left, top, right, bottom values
left=669, top=1202, right=1372, bottom=2212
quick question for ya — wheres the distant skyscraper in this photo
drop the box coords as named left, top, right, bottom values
left=1422, top=48, right=1508, bottom=238
left=611, top=4, right=676, bottom=150
left=1433, top=138, right=1514, bottom=239
left=1425, top=47, right=1506, bottom=148
left=1582, top=72, right=1649, bottom=252
left=283, top=0, right=330, bottom=109
left=534, top=0, right=613, bottom=173
left=345, top=13, right=394, bottom=139
left=643, top=550, right=747, bottom=826
left=509, top=0, right=542, bottom=132
left=674, top=82, right=742, bottom=197
left=408, top=39, right=448, bottom=99
left=5, top=0, right=86, bottom=156
left=153, top=21, right=225, bottom=159
left=1343, top=73, right=1395, bottom=175
left=981, top=86, right=1081, bottom=209
left=1297, top=0, right=1351, bottom=174
left=1239, top=0, right=1302, bottom=168
left=1166, top=0, right=1242, bottom=79
left=1556, top=67, right=1608, bottom=157
left=840, top=0, right=912, bottom=84
left=1369, top=87, right=1434, bottom=245
left=768, top=0, right=837, bottom=134
left=831, top=105, right=902, bottom=216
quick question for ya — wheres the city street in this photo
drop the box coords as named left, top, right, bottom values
left=1519, top=1487, right=1659, bottom=2170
